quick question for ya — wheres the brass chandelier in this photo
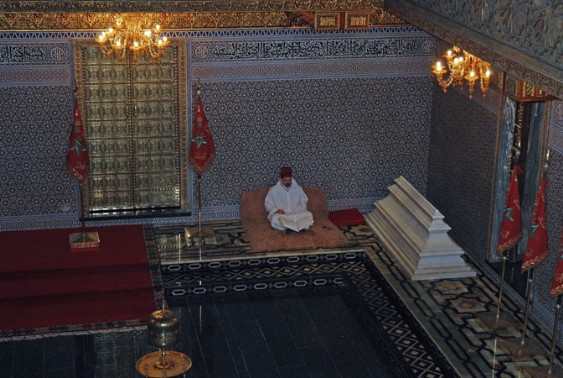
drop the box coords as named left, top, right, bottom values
left=432, top=46, right=492, bottom=99
left=96, top=14, right=171, bottom=62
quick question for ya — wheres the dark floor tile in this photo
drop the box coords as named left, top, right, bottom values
left=96, top=351, right=119, bottom=368
left=302, top=353, right=340, bottom=378
left=277, top=298, right=311, bottom=320
left=227, top=344, right=251, bottom=376
left=355, top=344, right=390, bottom=372
left=333, top=356, right=373, bottom=378
left=231, top=321, right=270, bottom=351
left=241, top=351, right=282, bottom=378
left=266, top=333, right=304, bottom=368
left=83, top=347, right=98, bottom=369
left=252, top=297, right=284, bottom=320
left=278, top=364, right=312, bottom=378
left=204, top=356, right=241, bottom=378
left=12, top=340, right=43, bottom=378
left=257, top=314, right=290, bottom=336
left=200, top=342, right=238, bottom=372
left=226, top=303, right=257, bottom=324
left=284, top=315, right=317, bottom=336
left=328, top=296, right=368, bottom=339
left=324, top=337, right=358, bottom=357
left=0, top=341, right=14, bottom=376
left=291, top=333, right=325, bottom=349
left=12, top=366, right=42, bottom=378
left=113, top=348, right=135, bottom=372
left=44, top=368, right=76, bottom=378
left=182, top=358, right=210, bottom=378
left=44, top=336, right=75, bottom=370
left=309, top=369, right=342, bottom=378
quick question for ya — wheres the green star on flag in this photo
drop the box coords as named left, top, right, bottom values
left=70, top=140, right=86, bottom=156
left=192, top=134, right=207, bottom=148
left=504, top=207, right=514, bottom=221
left=529, top=224, right=539, bottom=240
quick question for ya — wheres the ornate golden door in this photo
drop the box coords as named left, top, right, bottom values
left=74, top=42, right=188, bottom=217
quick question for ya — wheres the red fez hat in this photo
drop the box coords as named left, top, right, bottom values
left=280, top=166, right=293, bottom=178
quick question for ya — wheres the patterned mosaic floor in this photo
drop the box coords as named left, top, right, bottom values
left=148, top=221, right=563, bottom=378
left=2, top=222, right=561, bottom=377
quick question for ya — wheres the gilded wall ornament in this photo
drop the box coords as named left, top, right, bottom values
left=0, top=10, right=404, bottom=31
left=0, top=0, right=383, bottom=13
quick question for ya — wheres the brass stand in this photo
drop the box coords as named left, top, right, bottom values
left=185, top=226, right=216, bottom=247
left=136, top=350, right=191, bottom=378
left=69, top=231, right=100, bottom=250
left=137, top=303, right=192, bottom=377
left=499, top=337, right=544, bottom=359
left=69, top=182, right=100, bottom=250
left=520, top=365, right=563, bottom=378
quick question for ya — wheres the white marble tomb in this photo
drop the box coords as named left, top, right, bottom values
left=366, top=176, right=476, bottom=281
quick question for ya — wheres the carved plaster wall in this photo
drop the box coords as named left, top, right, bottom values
left=386, top=0, right=562, bottom=99
left=0, top=26, right=435, bottom=230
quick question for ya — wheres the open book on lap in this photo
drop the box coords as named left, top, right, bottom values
left=280, top=213, right=313, bottom=232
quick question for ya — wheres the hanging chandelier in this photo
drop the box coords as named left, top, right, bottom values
left=95, top=14, right=172, bottom=63
left=432, top=46, right=492, bottom=99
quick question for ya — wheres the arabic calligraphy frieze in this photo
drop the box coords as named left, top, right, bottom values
left=0, top=43, right=70, bottom=65
left=192, top=37, right=434, bottom=63
left=191, top=59, right=432, bottom=82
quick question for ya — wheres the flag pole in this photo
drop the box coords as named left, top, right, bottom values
left=197, top=173, right=203, bottom=261
left=516, top=268, right=533, bottom=355
left=79, top=181, right=86, bottom=240
left=67, top=94, right=99, bottom=250
left=517, top=152, right=549, bottom=355
left=495, top=151, right=520, bottom=328
left=188, top=80, right=215, bottom=261
left=490, top=147, right=522, bottom=372
left=547, top=295, right=562, bottom=377
left=195, top=82, right=203, bottom=261
left=495, top=251, right=508, bottom=328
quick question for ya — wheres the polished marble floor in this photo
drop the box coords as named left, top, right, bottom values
left=1, top=222, right=562, bottom=377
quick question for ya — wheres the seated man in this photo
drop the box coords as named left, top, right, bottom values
left=265, top=166, right=314, bottom=232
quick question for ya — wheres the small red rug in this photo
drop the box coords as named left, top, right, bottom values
left=328, top=208, right=366, bottom=226
left=0, top=225, right=157, bottom=336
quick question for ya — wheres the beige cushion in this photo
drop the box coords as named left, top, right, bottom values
left=240, top=186, right=348, bottom=252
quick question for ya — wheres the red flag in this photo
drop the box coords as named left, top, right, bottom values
left=66, top=100, right=89, bottom=182
left=549, top=228, right=563, bottom=297
left=189, top=98, right=216, bottom=175
left=497, top=165, right=522, bottom=253
left=521, top=179, right=549, bottom=272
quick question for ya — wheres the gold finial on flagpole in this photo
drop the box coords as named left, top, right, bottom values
left=542, top=147, right=551, bottom=177
left=195, top=79, right=202, bottom=97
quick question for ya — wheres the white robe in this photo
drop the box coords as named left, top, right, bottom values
left=264, top=179, right=314, bottom=231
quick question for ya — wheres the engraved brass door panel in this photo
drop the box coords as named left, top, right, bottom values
left=74, top=42, right=188, bottom=217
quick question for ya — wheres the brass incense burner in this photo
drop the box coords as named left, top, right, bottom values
left=136, top=302, right=191, bottom=377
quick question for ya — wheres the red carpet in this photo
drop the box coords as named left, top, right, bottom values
left=0, top=225, right=157, bottom=334
left=328, top=208, right=366, bottom=226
